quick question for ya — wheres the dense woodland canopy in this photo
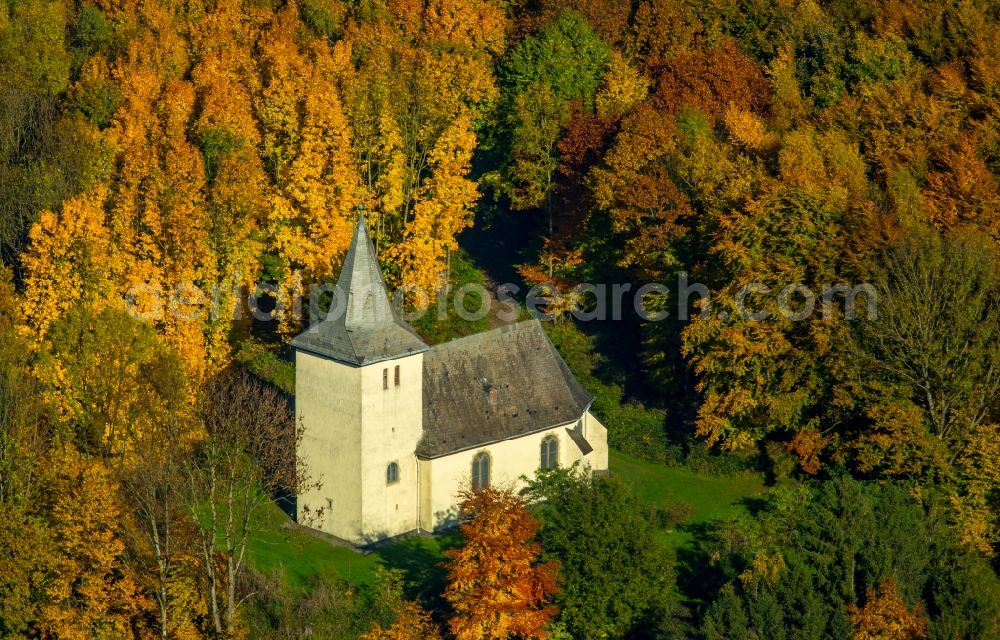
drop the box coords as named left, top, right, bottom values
left=3, top=0, right=1000, bottom=637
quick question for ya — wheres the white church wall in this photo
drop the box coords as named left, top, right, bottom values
left=296, top=349, right=427, bottom=545
left=295, top=349, right=364, bottom=540
left=358, top=352, right=424, bottom=542
left=583, top=410, right=609, bottom=471
left=419, top=411, right=609, bottom=531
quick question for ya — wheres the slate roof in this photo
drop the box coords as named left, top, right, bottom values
left=417, top=320, right=595, bottom=458
left=291, top=215, right=428, bottom=366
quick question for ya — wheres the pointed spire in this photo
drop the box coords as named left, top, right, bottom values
left=337, top=210, right=394, bottom=328
left=291, top=214, right=428, bottom=365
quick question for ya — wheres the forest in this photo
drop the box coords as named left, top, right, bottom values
left=2, top=0, right=1000, bottom=637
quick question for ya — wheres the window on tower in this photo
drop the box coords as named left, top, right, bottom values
left=386, top=461, right=399, bottom=485
left=394, top=364, right=400, bottom=386
left=383, top=368, right=388, bottom=390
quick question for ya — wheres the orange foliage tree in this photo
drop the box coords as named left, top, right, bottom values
left=848, top=576, right=929, bottom=640
left=444, top=487, right=560, bottom=640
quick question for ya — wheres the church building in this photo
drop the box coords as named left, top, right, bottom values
left=292, top=216, right=608, bottom=545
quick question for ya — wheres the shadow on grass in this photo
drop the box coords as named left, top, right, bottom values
left=376, top=531, right=462, bottom=607
left=673, top=521, right=734, bottom=610
left=738, top=494, right=769, bottom=517
left=273, top=486, right=296, bottom=521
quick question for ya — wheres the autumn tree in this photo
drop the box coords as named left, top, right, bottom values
left=19, top=186, right=116, bottom=350
left=951, top=421, right=1000, bottom=555
left=27, top=304, right=203, bottom=639
left=0, top=503, right=54, bottom=637
left=680, top=188, right=845, bottom=451
left=848, top=577, right=928, bottom=640
left=361, top=566, right=443, bottom=640
left=853, top=230, right=1000, bottom=450
left=38, top=445, right=146, bottom=640
left=0, top=265, right=53, bottom=637
left=20, top=18, right=224, bottom=376
left=188, top=0, right=274, bottom=351
left=257, top=4, right=361, bottom=308
left=37, top=306, right=189, bottom=454
left=671, top=117, right=873, bottom=455
left=629, top=0, right=712, bottom=70
left=383, top=113, right=479, bottom=294
left=365, top=600, right=441, bottom=640
left=647, top=40, right=770, bottom=123
left=339, top=0, right=501, bottom=294
left=444, top=487, right=559, bottom=640
left=0, top=0, right=100, bottom=268
left=0, top=266, right=45, bottom=506
left=499, top=10, right=610, bottom=213
left=18, top=0, right=505, bottom=349
left=595, top=52, right=648, bottom=120
left=114, top=351, right=201, bottom=640
left=587, top=104, right=692, bottom=279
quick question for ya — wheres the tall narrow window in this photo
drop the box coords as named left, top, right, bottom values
left=386, top=462, right=399, bottom=485
left=540, top=436, right=559, bottom=470
left=383, top=368, right=388, bottom=390
left=394, top=364, right=400, bottom=386
left=471, top=452, right=490, bottom=491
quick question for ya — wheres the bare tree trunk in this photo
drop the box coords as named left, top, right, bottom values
left=445, top=246, right=452, bottom=296
left=184, top=371, right=317, bottom=639
left=117, top=403, right=190, bottom=640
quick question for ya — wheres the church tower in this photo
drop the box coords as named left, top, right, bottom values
left=292, top=215, right=428, bottom=544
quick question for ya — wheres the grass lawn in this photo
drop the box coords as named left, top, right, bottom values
left=246, top=451, right=767, bottom=593
left=246, top=502, right=460, bottom=593
left=245, top=502, right=382, bottom=590
left=609, top=450, right=766, bottom=549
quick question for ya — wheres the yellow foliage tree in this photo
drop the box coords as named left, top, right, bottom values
left=19, top=187, right=116, bottom=348
left=848, top=576, right=928, bottom=640
left=21, top=0, right=502, bottom=358
left=953, top=422, right=1000, bottom=555
left=385, top=114, right=478, bottom=295
left=39, top=446, right=147, bottom=640
left=341, top=1, right=498, bottom=293
left=362, top=598, right=442, bottom=640
left=274, top=40, right=362, bottom=282
left=595, top=51, right=648, bottom=118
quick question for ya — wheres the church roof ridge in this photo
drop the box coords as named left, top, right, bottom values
left=417, top=319, right=595, bottom=458
left=428, top=318, right=535, bottom=348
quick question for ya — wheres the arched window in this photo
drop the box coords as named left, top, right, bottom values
left=540, top=436, right=559, bottom=470
left=386, top=462, right=399, bottom=485
left=471, top=452, right=490, bottom=491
